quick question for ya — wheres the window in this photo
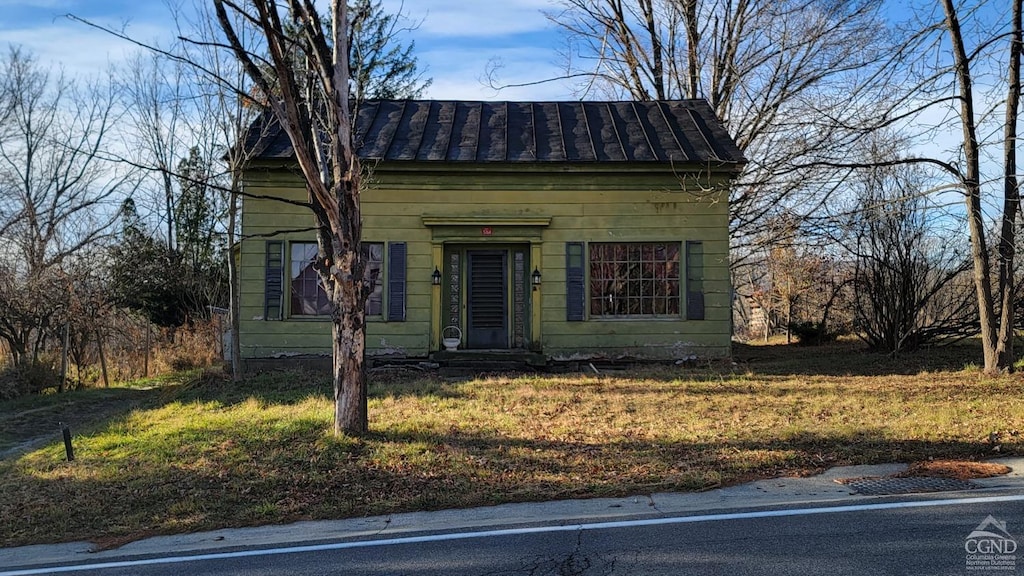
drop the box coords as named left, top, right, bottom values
left=290, top=243, right=330, bottom=316
left=365, top=243, right=384, bottom=316
left=589, top=242, right=680, bottom=317
left=288, top=242, right=384, bottom=317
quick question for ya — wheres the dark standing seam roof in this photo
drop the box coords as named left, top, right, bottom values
left=250, top=100, right=745, bottom=166
left=605, top=102, right=628, bottom=161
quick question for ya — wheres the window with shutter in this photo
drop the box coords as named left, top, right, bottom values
left=588, top=242, right=680, bottom=317
left=287, top=241, right=385, bottom=317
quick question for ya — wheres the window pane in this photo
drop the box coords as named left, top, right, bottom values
left=589, top=242, right=681, bottom=318
left=666, top=244, right=680, bottom=276
left=362, top=242, right=384, bottom=316
left=628, top=244, right=641, bottom=261
left=291, top=242, right=386, bottom=317
left=291, top=242, right=331, bottom=316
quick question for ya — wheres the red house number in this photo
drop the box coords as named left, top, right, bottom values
left=481, top=227, right=493, bottom=236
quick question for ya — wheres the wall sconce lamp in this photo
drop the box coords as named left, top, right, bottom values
left=431, top=267, right=442, bottom=286
left=531, top=267, right=542, bottom=286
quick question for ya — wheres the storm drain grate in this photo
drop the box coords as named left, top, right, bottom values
left=845, top=476, right=979, bottom=496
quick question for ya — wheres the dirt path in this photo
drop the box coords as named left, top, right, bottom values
left=0, top=386, right=166, bottom=461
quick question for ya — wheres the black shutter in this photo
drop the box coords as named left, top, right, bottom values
left=686, top=291, right=705, bottom=321
left=387, top=242, right=407, bottom=321
left=566, top=242, right=585, bottom=321
left=264, top=241, right=284, bottom=320
left=686, top=241, right=705, bottom=320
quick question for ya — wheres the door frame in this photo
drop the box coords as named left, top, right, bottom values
left=440, top=243, right=532, bottom=350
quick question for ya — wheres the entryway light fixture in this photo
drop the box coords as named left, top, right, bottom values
left=531, top=267, right=542, bottom=286
left=431, top=267, right=442, bottom=286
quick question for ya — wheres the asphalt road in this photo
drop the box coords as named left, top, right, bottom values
left=9, top=492, right=1024, bottom=576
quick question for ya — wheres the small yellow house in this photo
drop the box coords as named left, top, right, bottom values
left=239, top=100, right=745, bottom=365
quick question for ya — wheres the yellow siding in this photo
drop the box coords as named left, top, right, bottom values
left=239, top=163, right=734, bottom=360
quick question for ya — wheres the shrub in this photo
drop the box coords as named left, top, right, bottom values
left=0, top=362, right=62, bottom=400
left=788, top=321, right=839, bottom=346
left=151, top=320, right=222, bottom=374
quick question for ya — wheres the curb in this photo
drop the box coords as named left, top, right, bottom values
left=3, top=457, right=1023, bottom=572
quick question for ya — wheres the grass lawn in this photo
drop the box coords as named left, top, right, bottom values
left=1, top=340, right=1023, bottom=548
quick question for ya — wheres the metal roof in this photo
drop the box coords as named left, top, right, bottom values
left=249, top=100, right=745, bottom=166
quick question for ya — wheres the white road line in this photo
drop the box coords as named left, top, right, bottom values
left=5, top=493, right=1024, bottom=576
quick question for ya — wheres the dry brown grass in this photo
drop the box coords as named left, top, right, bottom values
left=1, top=340, right=1021, bottom=548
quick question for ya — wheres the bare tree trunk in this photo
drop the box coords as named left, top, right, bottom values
left=329, top=1, right=367, bottom=434
left=59, top=322, right=69, bottom=393
left=680, top=0, right=698, bottom=98
left=941, top=0, right=1002, bottom=374
left=639, top=0, right=665, bottom=99
left=786, top=299, right=792, bottom=344
left=162, top=169, right=176, bottom=251
left=996, top=0, right=1022, bottom=372
left=333, top=248, right=367, bottom=432
left=227, top=182, right=243, bottom=381
left=214, top=0, right=366, bottom=434
left=95, top=327, right=110, bottom=387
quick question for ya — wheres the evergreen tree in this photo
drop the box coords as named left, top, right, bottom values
left=258, top=1, right=431, bottom=106
left=349, top=0, right=431, bottom=101
left=175, top=146, right=216, bottom=270
left=109, top=199, right=188, bottom=327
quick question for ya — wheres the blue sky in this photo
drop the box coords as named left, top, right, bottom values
left=382, top=0, right=574, bottom=99
left=0, top=0, right=577, bottom=100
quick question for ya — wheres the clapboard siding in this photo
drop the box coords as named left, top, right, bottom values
left=239, top=164, right=733, bottom=360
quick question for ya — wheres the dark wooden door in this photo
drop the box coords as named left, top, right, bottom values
left=467, top=250, right=508, bottom=348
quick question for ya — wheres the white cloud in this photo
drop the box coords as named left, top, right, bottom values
left=427, top=73, right=570, bottom=101
left=1, top=18, right=171, bottom=76
left=376, top=1, right=573, bottom=100
left=381, top=0, right=557, bottom=38
left=2, top=1, right=577, bottom=102
left=419, top=45, right=574, bottom=100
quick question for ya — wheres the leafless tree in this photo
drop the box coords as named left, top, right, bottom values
left=114, top=48, right=233, bottom=330
left=830, top=147, right=974, bottom=352
left=71, top=0, right=423, bottom=392
left=120, top=52, right=189, bottom=250
left=174, top=1, right=265, bottom=381
left=70, top=4, right=269, bottom=380
left=213, top=0, right=366, bottom=434
left=812, top=0, right=1022, bottom=372
left=735, top=219, right=852, bottom=344
left=540, top=0, right=887, bottom=259
left=0, top=46, right=134, bottom=366
left=62, top=249, right=117, bottom=387
left=943, top=0, right=1023, bottom=373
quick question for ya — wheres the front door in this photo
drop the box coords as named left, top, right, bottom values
left=466, top=250, right=508, bottom=348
